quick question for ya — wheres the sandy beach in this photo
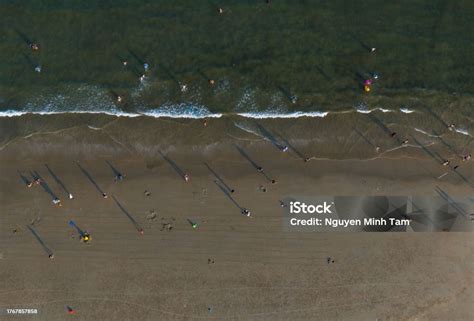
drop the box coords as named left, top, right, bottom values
left=1, top=1, right=474, bottom=320
left=0, top=115, right=473, bottom=320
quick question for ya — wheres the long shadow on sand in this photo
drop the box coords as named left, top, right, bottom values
left=214, top=180, right=247, bottom=215
left=431, top=130, right=462, bottom=158
left=434, top=186, right=471, bottom=220
left=17, top=170, right=32, bottom=187
left=410, top=135, right=444, bottom=165
left=159, top=151, right=187, bottom=181
left=277, top=134, right=309, bottom=161
left=353, top=127, right=376, bottom=148
left=106, top=160, right=124, bottom=181
left=256, top=124, right=287, bottom=152
left=112, top=195, right=144, bottom=234
left=27, top=225, right=54, bottom=258
left=421, top=105, right=449, bottom=128
left=234, top=145, right=275, bottom=183
left=367, top=114, right=401, bottom=144
left=31, top=170, right=59, bottom=201
left=45, top=164, right=72, bottom=198
left=205, top=162, right=234, bottom=193
left=76, top=162, right=107, bottom=198
left=68, top=220, right=87, bottom=238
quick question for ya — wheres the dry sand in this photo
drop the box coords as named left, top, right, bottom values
left=1, top=119, right=473, bottom=320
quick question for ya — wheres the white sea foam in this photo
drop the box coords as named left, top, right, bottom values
left=356, top=107, right=393, bottom=114
left=454, top=128, right=472, bottom=137
left=0, top=109, right=332, bottom=119
left=400, top=108, right=415, bottom=114
left=236, top=111, right=329, bottom=119
left=0, top=110, right=140, bottom=118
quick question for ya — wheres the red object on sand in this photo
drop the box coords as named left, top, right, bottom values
left=67, top=307, right=76, bottom=315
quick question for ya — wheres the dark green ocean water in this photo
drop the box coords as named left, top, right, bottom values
left=0, top=0, right=473, bottom=117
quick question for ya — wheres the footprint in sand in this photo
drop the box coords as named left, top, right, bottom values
left=146, top=210, right=157, bottom=221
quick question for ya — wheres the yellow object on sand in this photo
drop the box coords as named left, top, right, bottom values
left=364, top=85, right=371, bottom=92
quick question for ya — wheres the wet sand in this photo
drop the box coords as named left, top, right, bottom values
left=1, top=116, right=473, bottom=320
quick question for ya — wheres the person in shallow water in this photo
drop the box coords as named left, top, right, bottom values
left=29, top=43, right=40, bottom=51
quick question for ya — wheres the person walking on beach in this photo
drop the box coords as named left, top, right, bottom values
left=184, top=174, right=190, bottom=182
left=52, top=198, right=62, bottom=207
left=241, top=209, right=251, bottom=217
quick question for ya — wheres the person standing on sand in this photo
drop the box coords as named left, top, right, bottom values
left=52, top=198, right=62, bottom=207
